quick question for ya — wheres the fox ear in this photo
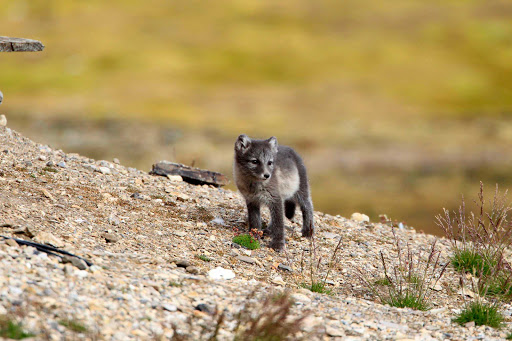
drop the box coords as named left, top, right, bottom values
left=235, top=134, right=251, bottom=152
left=267, top=136, right=278, bottom=153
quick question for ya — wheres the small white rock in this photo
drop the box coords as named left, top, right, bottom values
left=207, top=267, right=235, bottom=280
left=167, top=175, right=183, bottom=182
left=351, top=212, right=370, bottom=223
left=271, top=275, right=286, bottom=286
left=0, top=115, right=6, bottom=127
left=98, top=166, right=111, bottom=175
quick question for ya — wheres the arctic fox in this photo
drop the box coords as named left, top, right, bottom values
left=233, top=134, right=314, bottom=250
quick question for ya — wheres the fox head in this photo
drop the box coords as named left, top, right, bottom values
left=235, top=134, right=278, bottom=181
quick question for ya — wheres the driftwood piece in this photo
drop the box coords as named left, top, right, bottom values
left=0, top=36, right=45, bottom=52
left=150, top=161, right=229, bottom=187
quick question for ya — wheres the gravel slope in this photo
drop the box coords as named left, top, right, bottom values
left=0, top=125, right=510, bottom=340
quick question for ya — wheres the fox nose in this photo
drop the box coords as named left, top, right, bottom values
left=263, top=174, right=270, bottom=179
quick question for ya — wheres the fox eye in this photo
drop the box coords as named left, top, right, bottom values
left=251, top=160, right=258, bottom=165
left=268, top=161, right=273, bottom=166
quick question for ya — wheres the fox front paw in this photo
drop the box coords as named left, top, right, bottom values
left=269, top=240, right=285, bottom=251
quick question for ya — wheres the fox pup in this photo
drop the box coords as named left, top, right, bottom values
left=233, top=134, right=314, bottom=250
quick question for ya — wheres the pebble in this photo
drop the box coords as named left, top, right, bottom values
left=167, top=175, right=183, bottom=182
left=351, top=212, right=370, bottom=223
left=0, top=115, right=6, bottom=127
left=103, top=233, right=120, bottom=243
left=207, top=267, right=235, bottom=280
left=194, top=304, right=212, bottom=314
left=97, top=166, right=111, bottom=175
left=34, top=231, right=65, bottom=248
left=70, top=257, right=88, bottom=270
left=57, top=161, right=67, bottom=168
left=278, top=263, right=292, bottom=272
left=271, top=275, right=286, bottom=286
left=163, top=304, right=177, bottom=312
left=175, top=259, right=190, bottom=268
left=236, top=255, right=256, bottom=264
left=5, top=238, right=18, bottom=247
left=186, top=266, right=200, bottom=275
left=326, top=325, right=345, bottom=337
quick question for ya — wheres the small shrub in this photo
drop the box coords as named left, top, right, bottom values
left=299, top=282, right=332, bottom=295
left=436, top=182, right=512, bottom=277
left=506, top=332, right=512, bottom=339
left=298, top=236, right=342, bottom=295
left=451, top=249, right=495, bottom=276
left=232, top=234, right=260, bottom=250
left=0, top=317, right=34, bottom=340
left=59, top=319, right=87, bottom=333
left=232, top=291, right=310, bottom=340
left=358, top=228, right=448, bottom=311
left=374, top=277, right=391, bottom=286
left=170, top=291, right=312, bottom=340
left=169, top=281, right=182, bottom=287
left=196, top=254, right=211, bottom=262
left=453, top=301, right=504, bottom=328
left=42, top=166, right=58, bottom=173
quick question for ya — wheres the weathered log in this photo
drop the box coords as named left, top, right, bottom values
left=150, top=161, right=229, bottom=187
left=0, top=36, right=44, bottom=52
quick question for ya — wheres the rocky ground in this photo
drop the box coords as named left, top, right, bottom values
left=0, top=124, right=511, bottom=340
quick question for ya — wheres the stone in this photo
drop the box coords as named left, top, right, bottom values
left=163, top=304, right=177, bottom=312
left=465, top=321, right=475, bottom=328
left=103, top=233, right=120, bottom=243
left=326, top=325, right=345, bottom=337
left=278, top=263, right=292, bottom=272
left=0, top=115, right=6, bottom=127
left=271, top=276, right=286, bottom=286
left=290, top=293, right=311, bottom=303
left=70, top=257, right=88, bottom=270
left=34, top=232, right=65, bottom=248
left=175, top=259, right=190, bottom=268
left=207, top=267, right=235, bottom=280
left=167, top=175, right=183, bottom=182
left=97, top=166, right=111, bottom=175
left=186, top=266, right=200, bottom=275
left=194, top=304, right=212, bottom=314
left=57, top=161, right=67, bottom=168
left=236, top=255, right=256, bottom=264
left=5, top=238, right=18, bottom=247
left=210, top=217, right=225, bottom=226
left=351, top=212, right=370, bottom=223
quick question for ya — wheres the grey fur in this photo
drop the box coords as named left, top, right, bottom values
left=233, top=134, right=314, bottom=250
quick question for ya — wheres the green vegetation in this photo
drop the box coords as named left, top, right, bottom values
left=0, top=317, right=34, bottom=340
left=59, top=319, right=87, bottom=333
left=437, top=183, right=512, bottom=328
left=451, top=250, right=495, bottom=277
left=42, top=167, right=58, bottom=173
left=232, top=234, right=260, bottom=250
left=300, top=282, right=332, bottom=295
left=374, top=277, right=391, bottom=286
left=453, top=301, right=504, bottom=329
left=196, top=254, right=211, bottom=262
left=359, top=229, right=448, bottom=311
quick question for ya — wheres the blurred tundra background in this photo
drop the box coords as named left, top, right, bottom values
left=2, top=0, right=512, bottom=235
